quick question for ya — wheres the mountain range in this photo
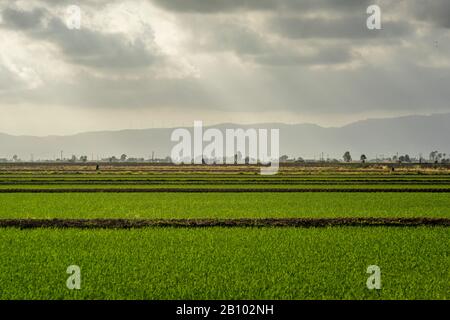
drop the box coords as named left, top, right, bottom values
left=1, top=113, right=449, bottom=160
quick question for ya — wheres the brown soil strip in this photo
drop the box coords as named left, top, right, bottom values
left=0, top=218, right=448, bottom=229
left=0, top=188, right=449, bottom=193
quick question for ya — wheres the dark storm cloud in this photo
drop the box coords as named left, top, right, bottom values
left=151, top=0, right=374, bottom=14
left=1, top=6, right=159, bottom=70
left=196, top=20, right=355, bottom=66
left=408, top=0, right=450, bottom=29
left=1, top=7, right=46, bottom=30
left=269, top=15, right=412, bottom=39
left=172, top=1, right=413, bottom=68
left=151, top=0, right=275, bottom=13
left=181, top=16, right=358, bottom=67
left=40, top=18, right=158, bottom=69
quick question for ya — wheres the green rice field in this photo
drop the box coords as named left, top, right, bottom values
left=0, top=227, right=448, bottom=300
left=0, top=164, right=449, bottom=300
left=0, top=193, right=449, bottom=219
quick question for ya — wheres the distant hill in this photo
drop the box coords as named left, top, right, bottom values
left=0, top=113, right=449, bottom=160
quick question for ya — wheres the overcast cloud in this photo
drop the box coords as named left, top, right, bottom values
left=0, top=0, right=449, bottom=135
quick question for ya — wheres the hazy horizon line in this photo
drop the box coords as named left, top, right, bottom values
left=1, top=112, right=448, bottom=138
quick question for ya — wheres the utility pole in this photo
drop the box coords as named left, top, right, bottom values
left=60, top=150, right=63, bottom=161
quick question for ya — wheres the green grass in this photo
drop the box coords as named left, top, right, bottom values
left=0, top=192, right=449, bottom=219
left=0, top=171, right=448, bottom=300
left=0, top=227, right=448, bottom=300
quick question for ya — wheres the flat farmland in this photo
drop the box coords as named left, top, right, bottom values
left=0, top=227, right=448, bottom=299
left=0, top=164, right=449, bottom=300
left=0, top=193, right=449, bottom=219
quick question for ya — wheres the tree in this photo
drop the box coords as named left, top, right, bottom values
left=343, top=151, right=352, bottom=162
left=398, top=154, right=411, bottom=163
left=12, top=155, right=18, bottom=162
left=429, top=151, right=438, bottom=162
left=80, top=155, right=88, bottom=162
left=360, top=154, right=367, bottom=163
left=279, top=155, right=289, bottom=163
left=120, top=154, right=127, bottom=161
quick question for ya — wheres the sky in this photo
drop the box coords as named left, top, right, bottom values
left=0, top=0, right=449, bottom=136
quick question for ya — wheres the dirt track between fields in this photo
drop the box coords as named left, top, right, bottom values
left=0, top=217, right=449, bottom=229
left=0, top=188, right=450, bottom=193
